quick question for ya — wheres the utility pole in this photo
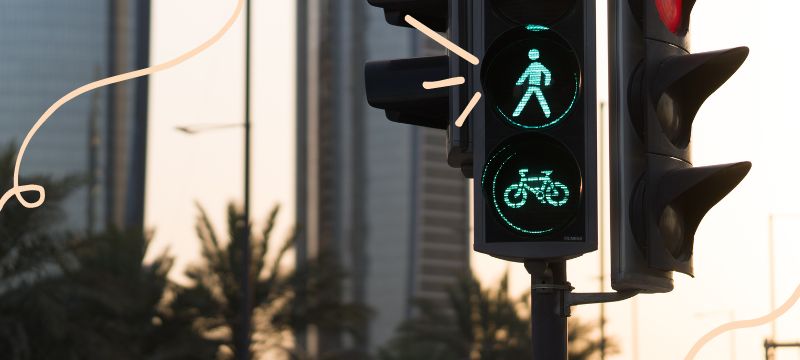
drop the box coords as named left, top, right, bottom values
left=769, top=213, right=776, bottom=343
left=599, top=101, right=607, bottom=360
left=238, top=0, right=253, bottom=358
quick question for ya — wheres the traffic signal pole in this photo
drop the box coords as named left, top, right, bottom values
left=526, top=261, right=569, bottom=360
left=524, top=261, right=639, bottom=359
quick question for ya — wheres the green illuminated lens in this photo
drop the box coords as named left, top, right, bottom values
left=498, top=74, right=579, bottom=130
left=503, top=169, right=571, bottom=209
left=482, top=26, right=581, bottom=130
left=482, top=134, right=582, bottom=239
left=526, top=24, right=549, bottom=32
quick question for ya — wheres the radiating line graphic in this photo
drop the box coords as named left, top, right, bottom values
left=0, top=0, right=244, bottom=214
left=456, top=92, right=482, bottom=128
left=405, top=15, right=482, bottom=128
left=423, top=76, right=465, bottom=90
left=405, top=15, right=479, bottom=65
left=685, top=284, right=800, bottom=359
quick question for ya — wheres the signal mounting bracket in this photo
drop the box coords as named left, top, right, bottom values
left=565, top=291, right=640, bottom=315
left=525, top=260, right=640, bottom=318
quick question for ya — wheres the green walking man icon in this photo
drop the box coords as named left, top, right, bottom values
left=513, top=49, right=552, bottom=118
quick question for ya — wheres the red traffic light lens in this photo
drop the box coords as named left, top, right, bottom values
left=655, top=0, right=682, bottom=33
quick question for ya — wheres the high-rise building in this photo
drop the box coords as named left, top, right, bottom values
left=296, top=0, right=470, bottom=354
left=0, top=0, right=150, bottom=231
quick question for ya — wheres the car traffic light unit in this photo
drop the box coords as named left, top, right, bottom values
left=609, top=0, right=751, bottom=293
left=472, top=0, right=597, bottom=261
left=365, top=0, right=475, bottom=178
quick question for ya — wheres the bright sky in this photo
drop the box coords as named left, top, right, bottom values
left=145, top=1, right=800, bottom=359
left=145, top=0, right=297, bottom=282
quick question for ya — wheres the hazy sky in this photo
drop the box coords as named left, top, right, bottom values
left=146, top=0, right=297, bottom=281
left=145, top=1, right=800, bottom=359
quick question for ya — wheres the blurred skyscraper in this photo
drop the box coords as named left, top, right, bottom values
left=0, top=0, right=150, bottom=231
left=296, top=0, right=470, bottom=355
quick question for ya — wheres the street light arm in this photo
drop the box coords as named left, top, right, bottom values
left=175, top=123, right=245, bottom=134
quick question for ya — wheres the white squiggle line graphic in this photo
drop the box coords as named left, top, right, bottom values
left=405, top=15, right=482, bottom=128
left=423, top=76, right=465, bottom=90
left=685, top=284, right=800, bottom=359
left=0, top=0, right=244, bottom=214
left=404, top=15, right=478, bottom=65
left=456, top=92, right=482, bottom=128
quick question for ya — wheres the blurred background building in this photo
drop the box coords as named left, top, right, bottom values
left=296, top=0, right=470, bottom=354
left=0, top=0, right=150, bottom=233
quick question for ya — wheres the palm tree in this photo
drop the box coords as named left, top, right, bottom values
left=0, top=228, right=212, bottom=360
left=174, top=203, right=371, bottom=360
left=0, top=142, right=82, bottom=292
left=378, top=272, right=614, bottom=360
left=270, top=246, right=373, bottom=360
left=0, top=141, right=215, bottom=359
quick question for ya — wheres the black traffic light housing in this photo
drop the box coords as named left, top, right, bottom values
left=610, top=0, right=751, bottom=293
left=367, top=0, right=448, bottom=32
left=365, top=0, right=474, bottom=175
left=471, top=0, right=597, bottom=261
left=366, top=56, right=449, bottom=129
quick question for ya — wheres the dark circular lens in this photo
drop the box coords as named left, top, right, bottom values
left=659, top=204, right=688, bottom=259
left=656, top=93, right=689, bottom=148
left=482, top=133, right=582, bottom=238
left=492, top=0, right=577, bottom=25
left=482, top=26, right=581, bottom=130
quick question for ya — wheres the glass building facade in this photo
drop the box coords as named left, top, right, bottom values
left=0, top=0, right=150, bottom=232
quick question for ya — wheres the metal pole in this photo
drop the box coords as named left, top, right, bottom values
left=599, top=101, right=607, bottom=360
left=526, top=261, right=569, bottom=360
left=730, top=310, right=736, bottom=360
left=768, top=214, right=776, bottom=343
left=632, top=296, right=640, bottom=360
left=764, top=339, right=771, bottom=360
left=238, top=0, right=253, bottom=358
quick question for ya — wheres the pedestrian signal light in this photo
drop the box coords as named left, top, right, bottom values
left=472, top=0, right=597, bottom=261
left=483, top=26, right=580, bottom=129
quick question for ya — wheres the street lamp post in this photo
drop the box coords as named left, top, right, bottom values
left=175, top=118, right=251, bottom=358
left=175, top=120, right=251, bottom=357
left=240, top=0, right=253, bottom=358
left=174, top=1, right=253, bottom=357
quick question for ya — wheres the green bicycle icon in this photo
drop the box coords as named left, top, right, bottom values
left=503, top=169, right=570, bottom=209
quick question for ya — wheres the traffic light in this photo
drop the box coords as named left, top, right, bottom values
left=365, top=0, right=474, bottom=175
left=365, top=56, right=450, bottom=129
left=609, top=0, right=751, bottom=293
left=367, top=0, right=447, bottom=32
left=472, top=0, right=598, bottom=260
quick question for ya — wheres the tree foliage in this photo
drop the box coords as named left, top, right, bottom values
left=0, top=142, right=82, bottom=291
left=173, top=203, right=371, bottom=360
left=379, top=272, right=616, bottom=360
left=0, top=229, right=210, bottom=360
